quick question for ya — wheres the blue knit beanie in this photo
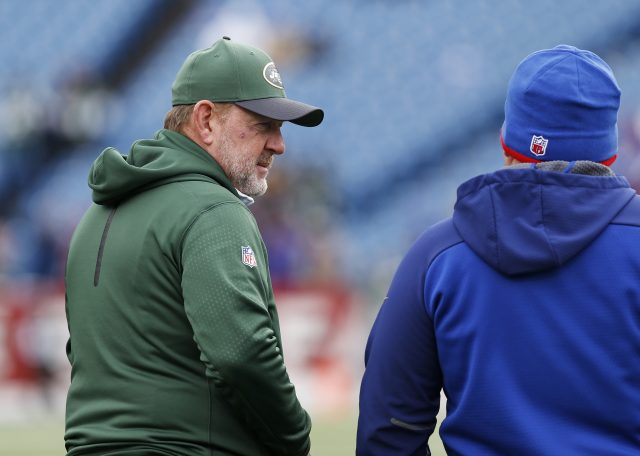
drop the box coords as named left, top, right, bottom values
left=501, top=45, right=621, bottom=165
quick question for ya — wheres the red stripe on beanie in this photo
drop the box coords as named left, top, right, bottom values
left=600, top=154, right=618, bottom=166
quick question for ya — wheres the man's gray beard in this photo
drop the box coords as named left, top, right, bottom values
left=217, top=134, right=268, bottom=197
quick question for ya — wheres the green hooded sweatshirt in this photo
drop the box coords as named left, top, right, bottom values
left=64, top=129, right=311, bottom=456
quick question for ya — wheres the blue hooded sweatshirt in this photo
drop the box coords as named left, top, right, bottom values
left=357, top=164, right=640, bottom=455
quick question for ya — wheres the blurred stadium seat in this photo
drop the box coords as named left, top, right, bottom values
left=0, top=0, right=157, bottom=88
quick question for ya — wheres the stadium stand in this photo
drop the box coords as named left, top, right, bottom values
left=2, top=0, right=640, bottom=283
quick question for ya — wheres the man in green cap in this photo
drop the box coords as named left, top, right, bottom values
left=64, top=37, right=323, bottom=456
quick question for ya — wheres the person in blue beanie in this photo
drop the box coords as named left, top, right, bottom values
left=357, top=45, right=640, bottom=455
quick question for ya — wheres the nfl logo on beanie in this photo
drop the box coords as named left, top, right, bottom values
left=500, top=45, right=621, bottom=165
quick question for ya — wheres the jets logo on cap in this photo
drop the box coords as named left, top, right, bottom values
left=241, top=246, right=257, bottom=268
left=263, top=62, right=284, bottom=89
left=530, top=135, right=548, bottom=156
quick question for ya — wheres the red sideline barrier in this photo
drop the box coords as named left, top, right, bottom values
left=0, top=281, right=364, bottom=415
left=0, top=283, right=356, bottom=382
left=0, top=281, right=66, bottom=383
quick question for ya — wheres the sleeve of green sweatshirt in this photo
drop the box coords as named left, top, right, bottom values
left=180, top=201, right=311, bottom=456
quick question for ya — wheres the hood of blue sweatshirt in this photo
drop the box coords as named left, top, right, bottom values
left=452, top=163, right=635, bottom=275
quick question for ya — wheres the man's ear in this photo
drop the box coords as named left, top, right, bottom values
left=191, top=100, right=217, bottom=145
left=504, top=154, right=519, bottom=167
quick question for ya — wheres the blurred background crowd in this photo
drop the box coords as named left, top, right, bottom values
left=2, top=0, right=640, bottom=453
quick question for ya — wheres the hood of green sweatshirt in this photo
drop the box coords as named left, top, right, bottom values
left=88, top=129, right=238, bottom=205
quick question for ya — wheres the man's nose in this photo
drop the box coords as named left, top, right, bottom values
left=267, top=128, right=285, bottom=155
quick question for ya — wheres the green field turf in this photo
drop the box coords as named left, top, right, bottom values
left=0, top=419, right=65, bottom=455
left=0, top=414, right=446, bottom=455
left=310, top=413, right=446, bottom=455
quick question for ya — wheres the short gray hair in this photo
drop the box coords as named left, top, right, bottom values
left=163, top=104, right=195, bottom=133
left=163, top=102, right=233, bottom=133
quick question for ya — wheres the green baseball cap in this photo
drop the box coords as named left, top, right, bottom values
left=171, top=36, right=324, bottom=127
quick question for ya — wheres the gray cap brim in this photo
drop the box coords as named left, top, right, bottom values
left=235, top=97, right=324, bottom=127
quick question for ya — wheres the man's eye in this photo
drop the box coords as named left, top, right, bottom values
left=255, top=121, right=281, bottom=131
